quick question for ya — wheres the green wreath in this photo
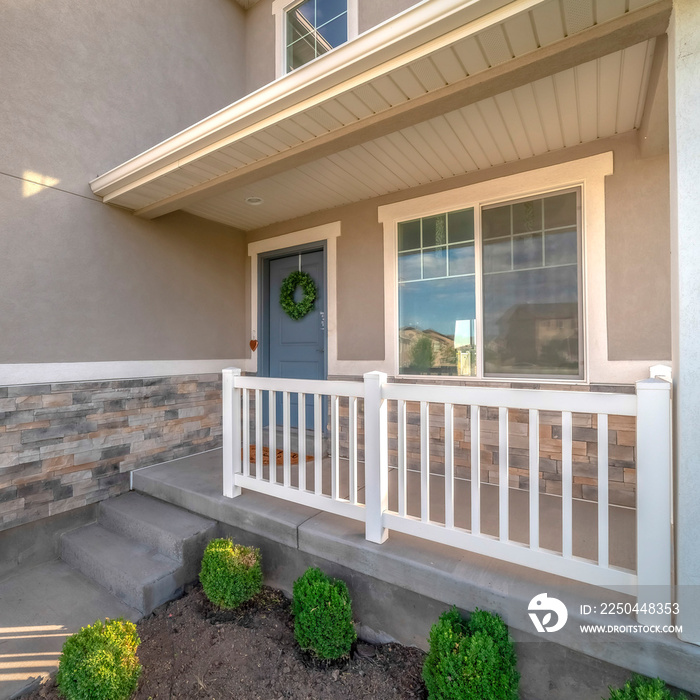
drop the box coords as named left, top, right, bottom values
left=279, top=271, right=318, bottom=320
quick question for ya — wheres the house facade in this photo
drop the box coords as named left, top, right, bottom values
left=2, top=0, right=700, bottom=693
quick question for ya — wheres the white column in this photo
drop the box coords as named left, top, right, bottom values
left=669, top=0, right=700, bottom=645
left=364, top=371, right=388, bottom=544
left=635, top=379, right=672, bottom=626
left=222, top=367, right=242, bottom=498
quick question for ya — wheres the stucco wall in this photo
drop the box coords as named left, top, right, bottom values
left=0, top=0, right=249, bottom=363
left=247, top=131, right=672, bottom=366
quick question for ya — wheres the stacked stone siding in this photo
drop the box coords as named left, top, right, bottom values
left=335, top=379, right=637, bottom=509
left=0, top=374, right=222, bottom=531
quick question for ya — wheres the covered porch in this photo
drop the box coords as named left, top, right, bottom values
left=88, top=0, right=696, bottom=666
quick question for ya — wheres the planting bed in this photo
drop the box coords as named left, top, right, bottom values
left=25, top=585, right=427, bottom=700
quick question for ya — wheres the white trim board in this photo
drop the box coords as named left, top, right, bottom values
left=0, top=360, right=245, bottom=387
left=378, top=152, right=654, bottom=385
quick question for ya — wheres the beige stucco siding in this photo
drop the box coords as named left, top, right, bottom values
left=0, top=0, right=249, bottom=363
left=248, top=131, right=672, bottom=365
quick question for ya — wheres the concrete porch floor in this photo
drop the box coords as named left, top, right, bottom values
left=133, top=448, right=700, bottom=699
left=247, top=448, right=635, bottom=570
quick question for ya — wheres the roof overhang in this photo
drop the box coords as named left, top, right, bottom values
left=90, top=0, right=671, bottom=231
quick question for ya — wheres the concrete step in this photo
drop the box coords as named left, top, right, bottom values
left=61, top=522, right=185, bottom=614
left=98, top=492, right=216, bottom=581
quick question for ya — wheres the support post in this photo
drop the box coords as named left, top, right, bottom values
left=222, top=367, right=242, bottom=498
left=364, top=371, right=388, bottom=544
left=669, top=0, right=700, bottom=644
left=635, top=378, right=672, bottom=625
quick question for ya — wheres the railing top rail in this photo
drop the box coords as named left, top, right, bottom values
left=235, top=375, right=365, bottom=398
left=382, top=383, right=638, bottom=416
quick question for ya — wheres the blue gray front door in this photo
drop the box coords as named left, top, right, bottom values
left=268, top=250, right=325, bottom=425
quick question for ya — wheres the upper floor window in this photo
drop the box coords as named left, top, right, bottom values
left=273, top=0, right=358, bottom=77
left=287, top=0, right=346, bottom=71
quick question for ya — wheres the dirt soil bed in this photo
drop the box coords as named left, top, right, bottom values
left=26, top=585, right=427, bottom=699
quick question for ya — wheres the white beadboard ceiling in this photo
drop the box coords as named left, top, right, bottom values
left=183, top=39, right=656, bottom=229
left=95, top=0, right=665, bottom=230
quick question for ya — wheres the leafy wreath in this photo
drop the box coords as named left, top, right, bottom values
left=279, top=271, right=318, bottom=320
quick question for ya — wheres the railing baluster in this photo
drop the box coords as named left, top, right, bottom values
left=298, top=392, right=306, bottom=492
left=398, top=399, right=407, bottom=517
left=420, top=401, right=430, bottom=523
left=444, top=403, right=454, bottom=530
left=269, top=390, right=276, bottom=483
left=243, top=388, right=250, bottom=478
left=529, top=409, right=539, bottom=550
left=283, top=391, right=291, bottom=488
left=348, top=396, right=357, bottom=505
left=364, top=371, right=388, bottom=543
left=499, top=407, right=509, bottom=542
left=331, top=395, right=339, bottom=500
left=314, top=393, right=322, bottom=496
left=597, top=413, right=609, bottom=568
left=255, top=389, right=263, bottom=480
left=470, top=405, right=481, bottom=535
left=562, top=411, right=573, bottom=558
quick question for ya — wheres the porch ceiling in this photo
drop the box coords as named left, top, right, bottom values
left=91, top=0, right=670, bottom=231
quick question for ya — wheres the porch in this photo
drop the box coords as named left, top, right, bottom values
left=222, top=369, right=671, bottom=610
left=131, top=440, right=698, bottom=698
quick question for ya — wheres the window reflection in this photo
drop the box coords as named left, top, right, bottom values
left=398, top=209, right=476, bottom=376
left=482, top=191, right=581, bottom=377
left=286, top=0, right=347, bottom=72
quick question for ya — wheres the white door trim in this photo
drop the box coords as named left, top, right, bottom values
left=248, top=222, right=347, bottom=374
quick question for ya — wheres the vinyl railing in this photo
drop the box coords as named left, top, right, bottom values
left=222, top=368, right=672, bottom=625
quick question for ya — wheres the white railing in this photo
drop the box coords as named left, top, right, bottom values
left=222, top=368, right=672, bottom=625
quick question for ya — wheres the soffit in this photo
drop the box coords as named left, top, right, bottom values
left=182, top=39, right=656, bottom=229
left=92, top=0, right=669, bottom=229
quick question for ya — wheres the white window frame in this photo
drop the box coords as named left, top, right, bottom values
left=272, top=0, right=359, bottom=79
left=378, top=152, right=654, bottom=385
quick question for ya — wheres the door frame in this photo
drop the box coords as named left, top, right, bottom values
left=258, top=241, right=328, bottom=380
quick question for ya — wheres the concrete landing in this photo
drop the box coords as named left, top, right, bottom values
left=0, top=559, right=139, bottom=700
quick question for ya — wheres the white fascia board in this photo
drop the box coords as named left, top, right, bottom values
left=90, top=0, right=546, bottom=201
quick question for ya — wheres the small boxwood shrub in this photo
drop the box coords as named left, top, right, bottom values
left=607, top=675, right=687, bottom=700
left=292, top=567, right=356, bottom=659
left=423, top=606, right=519, bottom=700
left=56, top=617, right=141, bottom=700
left=199, top=538, right=262, bottom=609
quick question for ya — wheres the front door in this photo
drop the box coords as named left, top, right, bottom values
left=266, top=249, right=326, bottom=426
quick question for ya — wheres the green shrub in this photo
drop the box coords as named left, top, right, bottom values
left=56, top=618, right=141, bottom=700
left=423, top=606, right=519, bottom=700
left=292, top=567, right=356, bottom=659
left=606, top=675, right=687, bottom=700
left=199, top=538, right=262, bottom=609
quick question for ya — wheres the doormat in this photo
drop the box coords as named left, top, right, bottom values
left=247, top=445, right=314, bottom=466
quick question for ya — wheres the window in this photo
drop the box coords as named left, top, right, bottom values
left=397, top=189, right=583, bottom=379
left=286, top=0, right=347, bottom=72
left=273, top=0, right=358, bottom=76
left=398, top=209, right=477, bottom=376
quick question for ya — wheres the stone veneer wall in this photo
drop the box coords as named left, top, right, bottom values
left=0, top=374, right=222, bottom=531
left=334, top=378, right=637, bottom=509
